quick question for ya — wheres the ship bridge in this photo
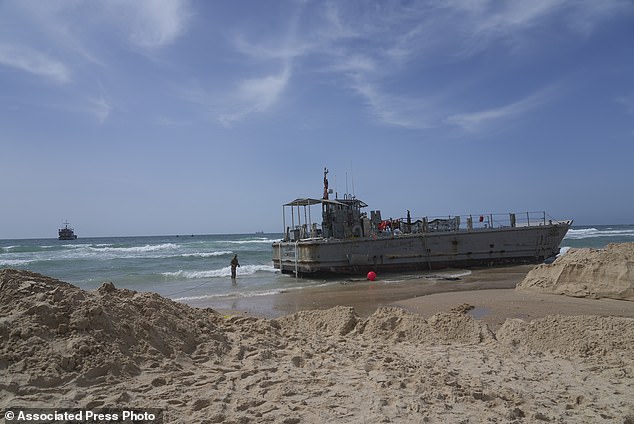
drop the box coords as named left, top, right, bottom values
left=281, top=197, right=368, bottom=241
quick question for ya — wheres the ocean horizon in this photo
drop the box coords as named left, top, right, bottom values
left=2, top=225, right=633, bottom=307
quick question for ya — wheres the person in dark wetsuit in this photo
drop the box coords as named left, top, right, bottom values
left=230, top=254, right=240, bottom=279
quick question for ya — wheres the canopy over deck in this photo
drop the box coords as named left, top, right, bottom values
left=281, top=197, right=368, bottom=241
left=284, top=198, right=352, bottom=207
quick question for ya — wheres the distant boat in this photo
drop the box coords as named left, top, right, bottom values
left=58, top=221, right=78, bottom=240
left=255, top=231, right=265, bottom=235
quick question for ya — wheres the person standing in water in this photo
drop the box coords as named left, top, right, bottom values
left=230, top=254, right=240, bottom=279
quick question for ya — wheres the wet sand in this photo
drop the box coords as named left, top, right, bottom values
left=191, top=264, right=524, bottom=316
left=200, top=264, right=634, bottom=329
left=395, top=288, right=634, bottom=330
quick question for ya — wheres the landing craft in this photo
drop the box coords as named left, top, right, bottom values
left=272, top=169, right=572, bottom=276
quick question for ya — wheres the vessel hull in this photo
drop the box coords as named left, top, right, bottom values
left=272, top=222, right=571, bottom=275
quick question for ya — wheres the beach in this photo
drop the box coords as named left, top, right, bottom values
left=191, top=264, right=634, bottom=329
left=2, top=244, right=634, bottom=423
left=183, top=265, right=534, bottom=317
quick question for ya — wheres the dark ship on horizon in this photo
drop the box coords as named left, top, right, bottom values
left=58, top=220, right=78, bottom=240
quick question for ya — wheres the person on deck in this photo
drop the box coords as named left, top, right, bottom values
left=230, top=254, right=240, bottom=279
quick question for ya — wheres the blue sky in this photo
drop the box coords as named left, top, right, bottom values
left=1, top=0, right=633, bottom=238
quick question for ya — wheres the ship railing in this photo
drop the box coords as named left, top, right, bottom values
left=387, top=211, right=560, bottom=234
left=285, top=223, right=322, bottom=241
left=281, top=198, right=325, bottom=241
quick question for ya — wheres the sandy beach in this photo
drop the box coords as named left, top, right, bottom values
left=186, top=265, right=535, bottom=318
left=193, top=264, right=634, bottom=330
left=2, top=244, right=634, bottom=423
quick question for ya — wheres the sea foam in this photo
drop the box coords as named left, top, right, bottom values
left=162, top=264, right=278, bottom=279
left=565, top=227, right=634, bottom=239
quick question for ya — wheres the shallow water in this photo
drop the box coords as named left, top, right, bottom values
left=1, top=225, right=630, bottom=305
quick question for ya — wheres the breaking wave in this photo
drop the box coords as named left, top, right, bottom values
left=173, top=281, right=334, bottom=302
left=0, top=259, right=33, bottom=266
left=180, top=251, right=233, bottom=258
left=88, top=243, right=180, bottom=253
left=565, top=227, right=634, bottom=240
left=225, top=238, right=278, bottom=244
left=162, top=264, right=278, bottom=279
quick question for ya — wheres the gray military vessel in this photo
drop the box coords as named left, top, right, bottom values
left=58, top=220, right=78, bottom=240
left=272, top=169, right=572, bottom=276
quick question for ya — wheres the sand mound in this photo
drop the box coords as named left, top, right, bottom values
left=0, top=269, right=228, bottom=390
left=3, top=268, right=634, bottom=423
left=517, top=242, right=634, bottom=300
left=497, top=314, right=634, bottom=358
left=274, top=306, right=359, bottom=336
left=358, top=306, right=495, bottom=344
left=274, top=304, right=493, bottom=345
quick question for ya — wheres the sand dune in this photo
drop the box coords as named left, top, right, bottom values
left=518, top=242, right=634, bottom=301
left=1, top=268, right=634, bottom=423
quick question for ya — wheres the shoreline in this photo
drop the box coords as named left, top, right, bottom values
left=183, top=264, right=533, bottom=317
left=184, top=264, right=634, bottom=329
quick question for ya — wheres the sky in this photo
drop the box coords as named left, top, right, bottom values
left=1, top=0, right=633, bottom=239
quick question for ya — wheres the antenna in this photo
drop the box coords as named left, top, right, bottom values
left=323, top=167, right=329, bottom=200
left=350, top=161, right=355, bottom=197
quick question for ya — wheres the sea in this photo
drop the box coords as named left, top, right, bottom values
left=1, top=225, right=633, bottom=307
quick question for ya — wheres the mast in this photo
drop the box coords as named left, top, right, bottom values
left=323, top=167, right=329, bottom=200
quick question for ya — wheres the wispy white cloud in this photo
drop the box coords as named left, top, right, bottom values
left=232, top=33, right=312, bottom=62
left=616, top=93, right=634, bottom=116
left=324, top=52, right=377, bottom=74
left=449, top=0, right=634, bottom=56
left=476, top=1, right=564, bottom=31
left=0, top=43, right=70, bottom=84
left=564, top=0, right=634, bottom=35
left=350, top=77, right=434, bottom=130
left=154, top=116, right=192, bottom=127
left=444, top=91, right=550, bottom=131
left=120, top=0, right=192, bottom=50
left=452, top=1, right=562, bottom=56
left=218, top=66, right=291, bottom=126
left=87, top=95, right=114, bottom=124
left=209, top=3, right=308, bottom=125
left=4, top=0, right=626, bottom=132
left=238, top=70, right=290, bottom=111
left=320, top=2, right=362, bottom=40
left=0, top=0, right=192, bottom=127
left=202, top=1, right=621, bottom=129
left=301, top=0, right=631, bottom=131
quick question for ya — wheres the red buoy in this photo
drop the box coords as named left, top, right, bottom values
left=367, top=271, right=376, bottom=281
